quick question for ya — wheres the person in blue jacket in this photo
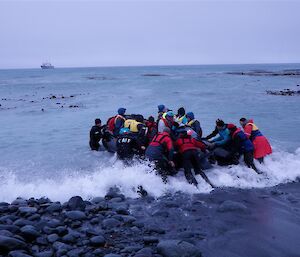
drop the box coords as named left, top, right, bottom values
left=209, top=120, right=231, bottom=148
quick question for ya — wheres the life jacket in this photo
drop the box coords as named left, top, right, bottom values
left=246, top=122, right=263, bottom=140
left=175, top=115, right=188, bottom=125
left=187, top=119, right=196, bottom=127
left=124, top=119, right=143, bottom=133
left=107, top=115, right=126, bottom=132
left=176, top=137, right=197, bottom=153
left=146, top=121, right=157, bottom=138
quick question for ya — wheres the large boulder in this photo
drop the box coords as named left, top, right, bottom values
left=20, top=225, right=40, bottom=241
left=18, top=207, right=37, bottom=216
left=157, top=240, right=201, bottom=257
left=67, top=196, right=86, bottom=211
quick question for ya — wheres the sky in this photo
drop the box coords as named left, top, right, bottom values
left=0, top=0, right=300, bottom=69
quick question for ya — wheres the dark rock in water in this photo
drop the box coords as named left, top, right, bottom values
left=18, top=207, right=37, bottom=216
left=217, top=200, right=249, bottom=213
left=20, top=225, right=40, bottom=240
left=0, top=235, right=27, bottom=251
left=142, top=74, right=166, bottom=77
left=266, top=89, right=300, bottom=96
left=65, top=210, right=86, bottom=220
left=67, top=196, right=86, bottom=211
left=157, top=240, right=201, bottom=257
left=90, top=235, right=106, bottom=246
left=102, top=218, right=121, bottom=229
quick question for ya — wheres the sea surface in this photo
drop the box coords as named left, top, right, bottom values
left=0, top=64, right=300, bottom=202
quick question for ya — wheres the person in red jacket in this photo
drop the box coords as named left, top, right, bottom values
left=145, top=116, right=158, bottom=145
left=240, top=118, right=272, bottom=163
left=175, top=130, right=215, bottom=187
left=145, top=127, right=176, bottom=182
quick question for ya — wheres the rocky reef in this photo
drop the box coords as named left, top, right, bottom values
left=0, top=183, right=300, bottom=257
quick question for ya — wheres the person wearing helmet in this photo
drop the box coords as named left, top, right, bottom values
left=157, top=104, right=169, bottom=121
left=185, top=112, right=202, bottom=138
left=116, top=127, right=144, bottom=164
left=175, top=130, right=215, bottom=187
left=158, top=111, right=174, bottom=133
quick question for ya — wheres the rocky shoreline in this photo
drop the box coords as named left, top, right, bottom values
left=0, top=183, right=300, bottom=257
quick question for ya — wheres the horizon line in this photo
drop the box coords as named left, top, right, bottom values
left=1, top=62, right=300, bottom=71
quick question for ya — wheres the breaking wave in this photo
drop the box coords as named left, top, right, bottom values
left=0, top=147, right=299, bottom=203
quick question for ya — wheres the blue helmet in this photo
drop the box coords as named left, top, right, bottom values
left=118, top=108, right=126, bottom=115
left=186, top=112, right=195, bottom=120
left=119, top=127, right=130, bottom=134
left=157, top=104, right=165, bottom=113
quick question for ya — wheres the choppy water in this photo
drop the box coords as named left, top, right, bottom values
left=0, top=64, right=300, bottom=202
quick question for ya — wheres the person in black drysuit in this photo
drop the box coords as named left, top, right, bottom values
left=227, top=124, right=260, bottom=174
left=116, top=128, right=144, bottom=165
left=89, top=118, right=105, bottom=151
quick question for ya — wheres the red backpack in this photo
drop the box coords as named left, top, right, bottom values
left=107, top=116, right=116, bottom=132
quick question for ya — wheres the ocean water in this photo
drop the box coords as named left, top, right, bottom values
left=0, top=64, right=300, bottom=202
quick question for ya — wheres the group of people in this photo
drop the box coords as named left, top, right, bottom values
left=89, top=105, right=272, bottom=188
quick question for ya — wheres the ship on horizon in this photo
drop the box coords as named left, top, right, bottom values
left=41, top=62, right=54, bottom=69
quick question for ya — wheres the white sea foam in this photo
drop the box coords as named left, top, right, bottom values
left=0, top=148, right=299, bottom=203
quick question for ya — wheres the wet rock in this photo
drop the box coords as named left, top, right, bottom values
left=90, top=235, right=106, bottom=246
left=121, top=245, right=143, bottom=253
left=67, top=196, right=86, bottom=211
left=217, top=200, right=249, bottom=213
left=0, top=235, right=27, bottom=251
left=67, top=248, right=85, bottom=257
left=93, top=249, right=104, bottom=256
left=91, top=197, right=104, bottom=204
left=8, top=250, right=32, bottom=257
left=35, top=250, right=53, bottom=257
left=135, top=247, right=153, bottom=256
left=157, top=240, right=201, bottom=257
left=18, top=207, right=37, bottom=216
left=151, top=210, right=169, bottom=218
left=0, top=229, right=13, bottom=237
left=65, top=211, right=86, bottom=220
left=46, top=219, right=62, bottom=228
left=56, top=226, right=68, bottom=236
left=20, top=225, right=40, bottom=240
left=143, top=236, right=159, bottom=244
left=13, top=219, right=34, bottom=227
left=103, top=254, right=122, bottom=257
left=11, top=199, right=27, bottom=206
left=0, top=225, right=19, bottom=233
left=146, top=226, right=165, bottom=234
left=35, top=236, right=48, bottom=246
left=47, top=233, right=59, bottom=243
left=102, top=218, right=121, bottom=229
left=62, top=233, right=77, bottom=244
left=52, top=241, right=72, bottom=253
left=28, top=214, right=40, bottom=221
left=105, top=187, right=125, bottom=201
left=45, top=203, right=62, bottom=213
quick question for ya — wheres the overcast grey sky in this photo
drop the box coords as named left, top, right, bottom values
left=0, top=0, right=299, bottom=69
